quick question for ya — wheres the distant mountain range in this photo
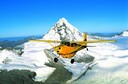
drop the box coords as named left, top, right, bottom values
left=0, top=35, right=42, bottom=49
left=0, top=35, right=42, bottom=41
left=88, top=32, right=119, bottom=37
left=0, top=27, right=127, bottom=51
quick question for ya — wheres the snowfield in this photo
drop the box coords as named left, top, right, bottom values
left=0, top=18, right=128, bottom=84
left=74, top=36, right=128, bottom=84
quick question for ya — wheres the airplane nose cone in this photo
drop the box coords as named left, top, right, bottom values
left=54, top=46, right=61, bottom=54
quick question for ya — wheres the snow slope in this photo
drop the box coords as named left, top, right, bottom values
left=0, top=49, right=55, bottom=82
left=74, top=36, right=128, bottom=84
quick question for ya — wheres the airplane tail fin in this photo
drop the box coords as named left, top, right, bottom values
left=83, top=33, right=87, bottom=46
left=83, top=33, right=87, bottom=41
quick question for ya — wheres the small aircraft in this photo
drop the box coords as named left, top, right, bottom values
left=29, top=33, right=116, bottom=64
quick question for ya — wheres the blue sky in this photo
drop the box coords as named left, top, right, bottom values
left=0, top=0, right=128, bottom=37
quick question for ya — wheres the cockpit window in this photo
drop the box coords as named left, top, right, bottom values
left=65, top=42, right=70, bottom=46
left=71, top=43, right=77, bottom=47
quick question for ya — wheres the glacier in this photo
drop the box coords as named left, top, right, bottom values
left=0, top=18, right=128, bottom=84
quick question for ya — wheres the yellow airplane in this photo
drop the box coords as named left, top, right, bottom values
left=29, top=33, right=116, bottom=64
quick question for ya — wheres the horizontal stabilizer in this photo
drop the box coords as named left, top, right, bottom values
left=87, top=45, right=96, bottom=47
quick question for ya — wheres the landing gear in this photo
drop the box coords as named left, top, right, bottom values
left=86, top=48, right=88, bottom=51
left=54, top=57, right=75, bottom=64
left=70, top=59, right=75, bottom=64
left=54, top=57, right=58, bottom=62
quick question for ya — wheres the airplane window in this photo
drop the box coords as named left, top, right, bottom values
left=71, top=43, right=77, bottom=47
left=65, top=42, right=70, bottom=46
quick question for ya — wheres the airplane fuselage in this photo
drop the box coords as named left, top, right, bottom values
left=54, top=42, right=86, bottom=58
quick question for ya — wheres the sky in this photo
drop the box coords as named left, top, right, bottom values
left=0, top=0, right=128, bottom=37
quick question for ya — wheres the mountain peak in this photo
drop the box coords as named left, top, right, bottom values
left=58, top=18, right=67, bottom=23
left=43, top=18, right=83, bottom=41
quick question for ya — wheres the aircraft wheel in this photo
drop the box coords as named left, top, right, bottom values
left=71, top=59, right=75, bottom=64
left=54, top=58, right=58, bottom=62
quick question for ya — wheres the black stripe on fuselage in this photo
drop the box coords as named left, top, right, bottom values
left=61, top=42, right=86, bottom=48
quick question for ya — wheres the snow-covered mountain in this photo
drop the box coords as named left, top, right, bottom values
left=0, top=18, right=128, bottom=84
left=118, top=30, right=128, bottom=36
left=22, top=18, right=95, bottom=82
left=43, top=18, right=83, bottom=41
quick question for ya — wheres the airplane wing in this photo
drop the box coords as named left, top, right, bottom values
left=29, top=39, right=116, bottom=44
left=29, top=39, right=62, bottom=43
left=74, top=40, right=116, bottom=44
